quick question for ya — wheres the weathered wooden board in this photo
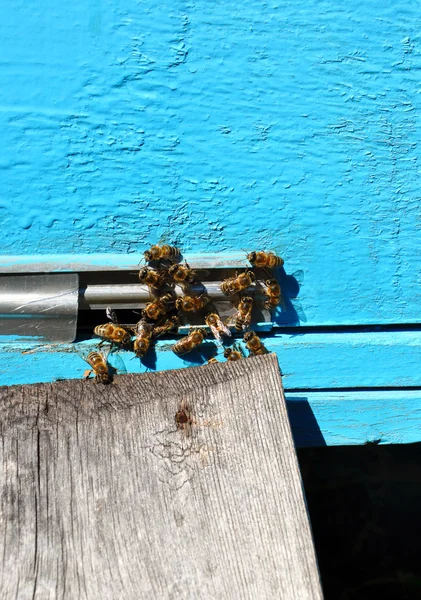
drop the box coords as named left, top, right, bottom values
left=0, top=355, right=323, bottom=599
left=2, top=330, right=421, bottom=390
left=1, top=1, right=421, bottom=327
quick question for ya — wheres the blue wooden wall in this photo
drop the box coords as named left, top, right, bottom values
left=1, top=0, right=421, bottom=445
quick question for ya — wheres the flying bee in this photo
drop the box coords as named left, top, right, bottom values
left=173, top=328, right=206, bottom=356
left=264, top=279, right=284, bottom=309
left=138, top=266, right=166, bottom=290
left=152, top=314, right=179, bottom=337
left=167, top=262, right=197, bottom=285
left=144, top=244, right=181, bottom=263
left=175, top=294, right=209, bottom=313
left=247, top=251, right=284, bottom=269
left=142, top=293, right=174, bottom=321
left=223, top=346, right=243, bottom=361
left=133, top=319, right=154, bottom=358
left=205, top=313, right=231, bottom=341
left=83, top=351, right=112, bottom=384
left=233, top=296, right=253, bottom=331
left=243, top=331, right=268, bottom=356
left=220, top=270, right=255, bottom=296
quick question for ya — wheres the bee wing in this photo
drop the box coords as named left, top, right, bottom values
left=207, top=323, right=222, bottom=341
left=106, top=306, right=119, bottom=323
left=218, top=318, right=232, bottom=338
left=233, top=342, right=246, bottom=358
left=108, top=351, right=127, bottom=374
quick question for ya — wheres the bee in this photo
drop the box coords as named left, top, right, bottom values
left=133, top=319, right=154, bottom=358
left=264, top=279, right=284, bottom=309
left=173, top=328, right=206, bottom=356
left=247, top=251, right=284, bottom=268
left=205, top=313, right=231, bottom=341
left=233, top=296, right=253, bottom=331
left=138, top=266, right=166, bottom=289
left=142, top=293, right=174, bottom=321
left=220, top=270, right=255, bottom=296
left=175, top=294, right=209, bottom=313
left=206, top=357, right=219, bottom=365
left=167, top=262, right=197, bottom=285
left=83, top=351, right=112, bottom=384
left=243, top=331, right=268, bottom=356
left=223, top=347, right=243, bottom=361
left=152, top=314, right=179, bottom=337
left=144, top=245, right=181, bottom=263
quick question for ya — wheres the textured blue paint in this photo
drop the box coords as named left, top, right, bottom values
left=287, top=391, right=421, bottom=447
left=1, top=1, right=421, bottom=326
left=2, top=330, right=421, bottom=389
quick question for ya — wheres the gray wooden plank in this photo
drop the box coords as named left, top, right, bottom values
left=0, top=354, right=323, bottom=600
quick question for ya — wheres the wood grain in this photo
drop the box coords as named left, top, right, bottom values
left=0, top=354, right=323, bottom=599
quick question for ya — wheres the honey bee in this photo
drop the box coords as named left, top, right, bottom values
left=206, top=357, right=219, bottom=365
left=220, top=270, right=255, bottom=296
left=142, top=293, right=174, bottom=321
left=167, top=262, right=197, bottom=285
left=175, top=294, right=209, bottom=313
left=247, top=251, right=284, bottom=268
left=205, top=313, right=231, bottom=341
left=138, top=266, right=165, bottom=289
left=233, top=296, right=253, bottom=331
left=133, top=319, right=154, bottom=358
left=264, top=279, right=284, bottom=309
left=144, top=245, right=181, bottom=263
left=94, top=323, right=132, bottom=348
left=173, top=328, right=206, bottom=355
left=83, top=351, right=112, bottom=384
left=243, top=331, right=268, bottom=355
left=223, top=346, right=243, bottom=361
left=152, top=314, right=179, bottom=337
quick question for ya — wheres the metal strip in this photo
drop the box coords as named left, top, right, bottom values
left=0, top=274, right=79, bottom=342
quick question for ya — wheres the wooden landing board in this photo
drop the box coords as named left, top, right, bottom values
left=0, top=354, right=323, bottom=600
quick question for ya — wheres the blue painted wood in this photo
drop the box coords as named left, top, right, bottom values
left=2, top=0, right=421, bottom=445
left=286, top=391, right=421, bottom=447
left=1, top=1, right=421, bottom=326
left=2, top=330, right=421, bottom=389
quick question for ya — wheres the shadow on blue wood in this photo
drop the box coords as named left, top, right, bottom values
left=286, top=397, right=327, bottom=447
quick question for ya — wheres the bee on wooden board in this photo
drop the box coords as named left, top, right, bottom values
left=220, top=270, right=255, bottom=296
left=264, top=279, right=284, bottom=310
left=83, top=350, right=112, bottom=384
left=142, top=293, right=174, bottom=321
left=138, top=266, right=166, bottom=290
left=152, top=314, right=179, bottom=337
left=205, top=313, right=231, bottom=341
left=243, top=331, right=268, bottom=356
left=233, top=296, right=253, bottom=332
left=175, top=294, right=209, bottom=313
left=94, top=307, right=132, bottom=348
left=173, top=328, right=207, bottom=356
left=133, top=319, right=154, bottom=358
left=223, top=345, right=244, bottom=361
left=247, top=250, right=284, bottom=269
left=144, top=244, right=181, bottom=263
left=167, top=262, right=197, bottom=285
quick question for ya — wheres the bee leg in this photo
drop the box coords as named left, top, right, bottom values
left=83, top=369, right=93, bottom=379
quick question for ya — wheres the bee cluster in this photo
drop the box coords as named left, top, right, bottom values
left=84, top=245, right=284, bottom=383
